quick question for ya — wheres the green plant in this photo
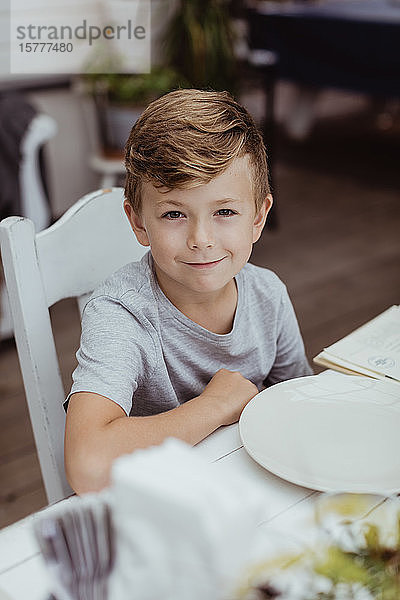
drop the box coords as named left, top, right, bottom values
left=163, top=0, right=237, bottom=93
left=84, top=66, right=186, bottom=106
left=82, top=0, right=237, bottom=106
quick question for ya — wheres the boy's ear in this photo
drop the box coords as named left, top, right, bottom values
left=123, top=201, right=150, bottom=247
left=252, top=193, right=273, bottom=243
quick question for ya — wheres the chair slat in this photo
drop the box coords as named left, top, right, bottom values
left=0, top=216, right=70, bottom=502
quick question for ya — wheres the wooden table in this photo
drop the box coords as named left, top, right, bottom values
left=0, top=423, right=320, bottom=600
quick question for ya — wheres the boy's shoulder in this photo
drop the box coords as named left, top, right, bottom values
left=241, top=262, right=286, bottom=298
left=86, top=251, right=153, bottom=309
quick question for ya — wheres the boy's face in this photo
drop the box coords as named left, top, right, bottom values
left=124, top=155, right=272, bottom=304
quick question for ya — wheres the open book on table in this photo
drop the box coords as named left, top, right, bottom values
left=313, top=305, right=400, bottom=384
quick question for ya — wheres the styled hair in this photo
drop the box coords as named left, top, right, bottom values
left=124, top=89, right=270, bottom=213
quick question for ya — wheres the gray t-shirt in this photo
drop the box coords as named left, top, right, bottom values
left=67, top=252, right=312, bottom=416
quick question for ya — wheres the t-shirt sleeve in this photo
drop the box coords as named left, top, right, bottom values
left=265, top=285, right=313, bottom=386
left=65, top=295, right=158, bottom=415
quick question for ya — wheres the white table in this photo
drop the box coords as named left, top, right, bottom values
left=0, top=423, right=319, bottom=600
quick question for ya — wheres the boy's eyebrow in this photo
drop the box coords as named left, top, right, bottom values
left=156, top=197, right=242, bottom=207
left=156, top=199, right=184, bottom=207
left=215, top=197, right=243, bottom=204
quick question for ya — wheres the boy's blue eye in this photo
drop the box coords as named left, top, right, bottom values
left=163, top=211, right=184, bottom=219
left=216, top=209, right=236, bottom=216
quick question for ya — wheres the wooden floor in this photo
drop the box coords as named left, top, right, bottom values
left=1, top=95, right=399, bottom=528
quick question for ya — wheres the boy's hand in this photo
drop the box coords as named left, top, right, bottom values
left=200, top=368, right=259, bottom=426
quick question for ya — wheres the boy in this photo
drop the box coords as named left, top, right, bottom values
left=65, top=89, right=312, bottom=494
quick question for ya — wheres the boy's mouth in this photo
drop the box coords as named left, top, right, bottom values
left=184, top=257, right=225, bottom=269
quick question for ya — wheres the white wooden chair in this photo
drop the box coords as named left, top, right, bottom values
left=0, top=113, right=57, bottom=340
left=0, top=188, right=147, bottom=504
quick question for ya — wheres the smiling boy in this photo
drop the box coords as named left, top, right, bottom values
left=65, top=89, right=312, bottom=494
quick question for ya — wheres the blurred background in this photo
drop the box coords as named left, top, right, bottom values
left=0, top=0, right=399, bottom=526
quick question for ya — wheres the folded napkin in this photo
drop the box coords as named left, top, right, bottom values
left=108, top=438, right=267, bottom=600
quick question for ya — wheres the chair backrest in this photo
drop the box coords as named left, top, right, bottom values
left=0, top=188, right=147, bottom=504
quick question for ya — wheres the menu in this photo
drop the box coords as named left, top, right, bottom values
left=313, top=305, right=400, bottom=383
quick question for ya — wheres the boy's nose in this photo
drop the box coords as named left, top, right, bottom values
left=187, top=222, right=215, bottom=250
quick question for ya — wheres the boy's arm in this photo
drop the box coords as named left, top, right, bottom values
left=64, top=368, right=258, bottom=495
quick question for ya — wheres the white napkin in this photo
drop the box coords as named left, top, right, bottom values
left=108, top=438, right=267, bottom=600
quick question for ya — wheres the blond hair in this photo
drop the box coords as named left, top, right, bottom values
left=124, top=89, right=269, bottom=213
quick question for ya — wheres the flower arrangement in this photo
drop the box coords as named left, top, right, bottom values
left=237, top=495, right=400, bottom=600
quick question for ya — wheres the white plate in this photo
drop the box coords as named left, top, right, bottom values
left=239, top=373, right=400, bottom=494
